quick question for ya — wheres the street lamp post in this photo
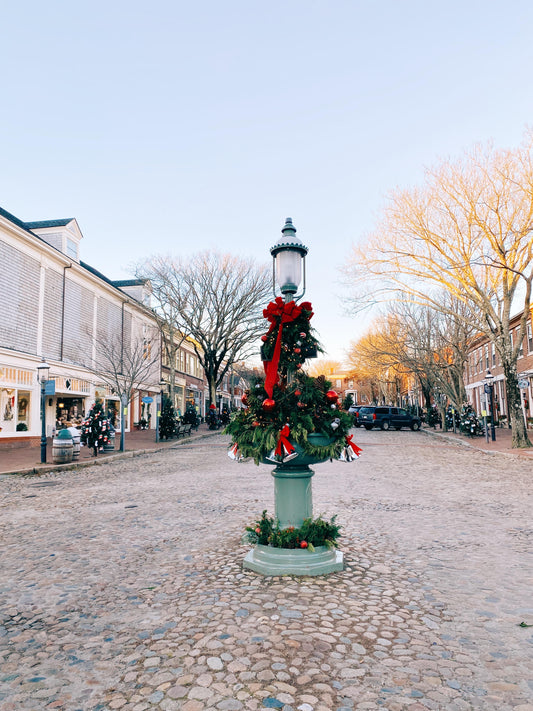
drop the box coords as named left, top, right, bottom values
left=120, top=393, right=127, bottom=452
left=243, top=218, right=343, bottom=575
left=36, top=358, right=51, bottom=463
left=155, top=379, right=165, bottom=443
left=483, top=369, right=496, bottom=442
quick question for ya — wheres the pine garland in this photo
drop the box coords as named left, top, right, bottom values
left=226, top=297, right=353, bottom=465
left=245, top=510, right=341, bottom=550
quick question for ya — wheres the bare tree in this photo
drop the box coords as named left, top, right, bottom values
left=392, top=299, right=473, bottom=410
left=85, top=325, right=160, bottom=450
left=136, top=252, right=272, bottom=407
left=133, top=260, right=189, bottom=410
left=345, top=134, right=533, bottom=447
left=346, top=319, right=410, bottom=406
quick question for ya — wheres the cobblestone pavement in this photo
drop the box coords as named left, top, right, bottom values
left=0, top=429, right=532, bottom=711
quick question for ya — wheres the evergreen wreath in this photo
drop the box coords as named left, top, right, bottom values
left=226, top=298, right=359, bottom=465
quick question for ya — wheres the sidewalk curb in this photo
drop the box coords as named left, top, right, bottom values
left=0, top=430, right=221, bottom=478
left=421, top=426, right=533, bottom=459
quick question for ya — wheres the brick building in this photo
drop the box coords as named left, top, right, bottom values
left=464, top=311, right=533, bottom=426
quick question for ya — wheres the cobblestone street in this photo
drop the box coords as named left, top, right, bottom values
left=0, top=429, right=532, bottom=711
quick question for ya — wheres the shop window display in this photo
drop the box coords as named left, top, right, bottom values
left=1, top=388, right=16, bottom=433
left=55, top=398, right=85, bottom=430
left=17, top=391, right=30, bottom=432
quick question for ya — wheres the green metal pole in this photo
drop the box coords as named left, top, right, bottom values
left=40, top=381, right=47, bottom=463
left=272, top=464, right=314, bottom=528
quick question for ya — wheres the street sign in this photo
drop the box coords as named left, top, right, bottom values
left=518, top=379, right=529, bottom=389
left=44, top=380, right=55, bottom=395
left=142, top=396, right=154, bottom=403
left=484, top=384, right=491, bottom=394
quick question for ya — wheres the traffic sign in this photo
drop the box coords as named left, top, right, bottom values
left=518, top=379, right=529, bottom=389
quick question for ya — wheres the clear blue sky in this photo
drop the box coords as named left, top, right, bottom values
left=2, top=1, right=533, bottom=363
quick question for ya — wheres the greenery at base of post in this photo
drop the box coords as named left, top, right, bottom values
left=245, top=510, right=341, bottom=550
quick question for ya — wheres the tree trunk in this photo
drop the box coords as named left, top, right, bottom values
left=208, top=377, right=217, bottom=410
left=502, top=361, right=532, bottom=448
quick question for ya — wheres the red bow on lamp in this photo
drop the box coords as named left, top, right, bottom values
left=340, top=434, right=362, bottom=462
left=266, top=424, right=299, bottom=463
left=263, top=298, right=303, bottom=398
left=275, top=424, right=296, bottom=459
left=346, top=435, right=362, bottom=455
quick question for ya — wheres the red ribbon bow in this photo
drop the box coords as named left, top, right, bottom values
left=263, top=298, right=303, bottom=398
left=346, top=434, right=363, bottom=456
left=275, top=424, right=296, bottom=459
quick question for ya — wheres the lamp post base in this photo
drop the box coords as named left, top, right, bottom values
left=243, top=544, right=343, bottom=577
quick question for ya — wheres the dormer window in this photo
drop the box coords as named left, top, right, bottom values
left=26, top=218, right=82, bottom=262
left=66, top=238, right=78, bottom=260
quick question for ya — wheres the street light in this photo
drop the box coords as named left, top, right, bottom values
left=36, top=358, right=51, bottom=463
left=155, top=379, right=165, bottom=443
left=483, top=369, right=496, bottom=442
left=270, top=217, right=308, bottom=303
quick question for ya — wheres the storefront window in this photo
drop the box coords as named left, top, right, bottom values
left=17, top=391, right=31, bottom=432
left=55, top=397, right=86, bottom=429
left=0, top=388, right=33, bottom=434
left=104, top=400, right=119, bottom=429
left=1, top=388, right=16, bottom=433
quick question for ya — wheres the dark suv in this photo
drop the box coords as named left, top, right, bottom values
left=358, top=406, right=421, bottom=431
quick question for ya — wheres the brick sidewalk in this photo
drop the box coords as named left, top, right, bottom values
left=0, top=424, right=219, bottom=476
left=422, top=422, right=533, bottom=459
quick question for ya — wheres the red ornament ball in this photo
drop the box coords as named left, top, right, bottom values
left=325, top=390, right=339, bottom=404
left=300, top=540, right=308, bottom=548
left=294, top=347, right=301, bottom=354
left=252, top=420, right=260, bottom=427
left=241, top=393, right=249, bottom=406
left=299, top=332, right=307, bottom=339
left=296, top=363, right=302, bottom=369
left=297, top=401, right=306, bottom=408
left=294, top=389, right=301, bottom=397
left=261, top=335, right=268, bottom=342
left=262, top=398, right=276, bottom=412
left=255, top=527, right=261, bottom=534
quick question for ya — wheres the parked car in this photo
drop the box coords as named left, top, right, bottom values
left=348, top=404, right=362, bottom=427
left=358, top=406, right=421, bottom=431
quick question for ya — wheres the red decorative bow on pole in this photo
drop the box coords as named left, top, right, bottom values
left=345, top=435, right=363, bottom=458
left=275, top=424, right=296, bottom=460
left=263, top=298, right=303, bottom=398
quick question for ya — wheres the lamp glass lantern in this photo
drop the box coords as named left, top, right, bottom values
left=270, top=217, right=308, bottom=301
left=37, top=359, right=51, bottom=384
left=484, top=369, right=494, bottom=386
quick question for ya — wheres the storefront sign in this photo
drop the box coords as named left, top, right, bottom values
left=45, top=380, right=56, bottom=395
left=142, top=396, right=154, bottom=404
